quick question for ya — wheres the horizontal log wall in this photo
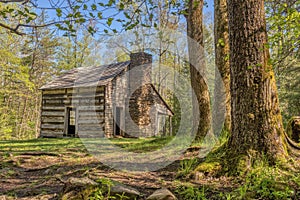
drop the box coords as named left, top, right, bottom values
left=40, top=86, right=106, bottom=138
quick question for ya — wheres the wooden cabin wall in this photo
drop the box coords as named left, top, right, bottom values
left=105, top=71, right=128, bottom=137
left=40, top=86, right=105, bottom=138
left=105, top=82, right=113, bottom=137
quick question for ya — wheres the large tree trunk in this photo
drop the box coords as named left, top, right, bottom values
left=186, top=0, right=212, bottom=141
left=213, top=0, right=231, bottom=135
left=226, top=0, right=288, bottom=170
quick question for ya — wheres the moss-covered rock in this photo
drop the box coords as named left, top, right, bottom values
left=194, top=162, right=221, bottom=175
left=61, top=177, right=99, bottom=200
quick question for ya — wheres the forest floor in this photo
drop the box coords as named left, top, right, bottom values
left=0, top=138, right=299, bottom=200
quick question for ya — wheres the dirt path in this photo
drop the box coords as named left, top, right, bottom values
left=0, top=148, right=197, bottom=199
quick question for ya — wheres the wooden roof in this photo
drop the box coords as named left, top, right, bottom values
left=40, top=61, right=130, bottom=89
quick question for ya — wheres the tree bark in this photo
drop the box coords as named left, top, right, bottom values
left=226, top=0, right=288, bottom=170
left=186, top=0, right=212, bottom=141
left=213, top=0, right=231, bottom=135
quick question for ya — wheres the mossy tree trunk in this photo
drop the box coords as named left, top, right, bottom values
left=225, top=0, right=288, bottom=172
left=213, top=0, right=231, bottom=135
left=186, top=0, right=212, bottom=141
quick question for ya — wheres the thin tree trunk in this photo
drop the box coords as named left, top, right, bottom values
left=186, top=0, right=212, bottom=141
left=35, top=95, right=41, bottom=138
left=19, top=93, right=28, bottom=139
left=225, top=0, right=288, bottom=172
left=213, top=0, right=231, bottom=135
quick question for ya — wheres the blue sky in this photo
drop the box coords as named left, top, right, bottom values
left=204, top=0, right=214, bottom=14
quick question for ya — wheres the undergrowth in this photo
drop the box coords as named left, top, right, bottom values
left=178, top=129, right=300, bottom=199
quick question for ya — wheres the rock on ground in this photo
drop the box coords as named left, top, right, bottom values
left=61, top=177, right=99, bottom=200
left=110, top=183, right=141, bottom=199
left=146, top=188, right=177, bottom=200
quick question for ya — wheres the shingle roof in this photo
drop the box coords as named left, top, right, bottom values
left=40, top=61, right=130, bottom=90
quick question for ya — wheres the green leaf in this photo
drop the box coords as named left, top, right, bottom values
left=17, top=10, right=24, bottom=16
left=217, top=38, right=225, bottom=47
left=56, top=8, right=62, bottom=17
left=89, top=12, right=95, bottom=18
left=119, top=3, right=124, bottom=10
left=29, top=12, right=37, bottom=16
left=149, top=13, right=153, bottom=21
left=25, top=17, right=33, bottom=23
left=247, top=65, right=253, bottom=70
left=91, top=4, right=97, bottom=10
left=78, top=18, right=86, bottom=24
left=124, top=12, right=130, bottom=19
left=141, top=23, right=150, bottom=28
left=107, top=0, right=115, bottom=6
left=74, top=12, right=82, bottom=18
left=88, top=26, right=96, bottom=35
left=126, top=23, right=137, bottom=30
left=74, top=5, right=80, bottom=10
left=83, top=4, right=88, bottom=10
left=97, top=12, right=102, bottom=19
left=107, top=17, right=113, bottom=26
left=24, top=7, right=29, bottom=13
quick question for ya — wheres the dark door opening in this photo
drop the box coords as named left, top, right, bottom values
left=114, top=107, right=122, bottom=136
left=67, top=107, right=76, bottom=137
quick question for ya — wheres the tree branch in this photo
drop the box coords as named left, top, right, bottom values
left=0, top=20, right=74, bottom=36
left=0, top=22, right=26, bottom=35
left=0, top=0, right=29, bottom=4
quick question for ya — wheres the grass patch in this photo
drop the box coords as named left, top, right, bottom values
left=111, top=136, right=174, bottom=153
left=0, top=136, right=174, bottom=155
left=230, top=160, right=298, bottom=200
left=177, top=158, right=199, bottom=178
left=174, top=182, right=208, bottom=200
left=0, top=138, right=85, bottom=155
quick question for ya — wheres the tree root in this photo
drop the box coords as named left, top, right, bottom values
left=20, top=152, right=60, bottom=157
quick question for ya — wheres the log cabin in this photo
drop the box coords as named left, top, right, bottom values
left=39, top=52, right=173, bottom=138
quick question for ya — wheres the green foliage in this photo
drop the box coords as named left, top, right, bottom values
left=266, top=0, right=300, bottom=122
left=234, top=167, right=294, bottom=199
left=194, top=161, right=221, bottom=175
left=0, top=11, right=59, bottom=140
left=218, top=192, right=234, bottom=200
left=177, top=158, right=199, bottom=178
left=56, top=30, right=95, bottom=71
left=89, top=178, right=115, bottom=200
left=89, top=178, right=131, bottom=199
left=175, top=184, right=208, bottom=200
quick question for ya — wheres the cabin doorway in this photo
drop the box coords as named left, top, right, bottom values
left=114, top=107, right=123, bottom=136
left=67, top=107, right=76, bottom=137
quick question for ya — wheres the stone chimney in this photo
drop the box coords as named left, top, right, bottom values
left=128, top=52, right=152, bottom=94
left=125, top=52, right=153, bottom=137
